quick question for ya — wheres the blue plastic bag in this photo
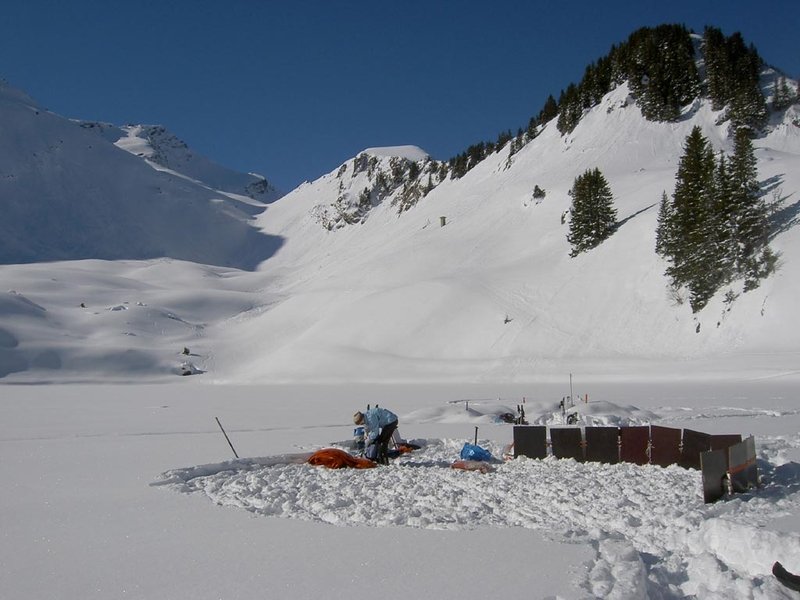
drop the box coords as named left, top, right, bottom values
left=460, top=443, right=492, bottom=462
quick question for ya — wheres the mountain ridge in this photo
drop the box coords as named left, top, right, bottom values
left=0, top=79, right=282, bottom=268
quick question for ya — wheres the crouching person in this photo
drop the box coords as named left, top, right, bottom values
left=353, top=407, right=398, bottom=465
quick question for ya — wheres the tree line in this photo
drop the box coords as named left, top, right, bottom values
left=446, top=23, right=787, bottom=180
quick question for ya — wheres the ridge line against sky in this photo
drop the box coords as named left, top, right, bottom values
left=1, top=0, right=798, bottom=192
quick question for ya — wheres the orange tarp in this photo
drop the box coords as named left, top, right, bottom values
left=307, top=448, right=377, bottom=469
left=451, top=460, right=494, bottom=473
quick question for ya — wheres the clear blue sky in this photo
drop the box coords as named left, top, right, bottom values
left=2, top=1, right=798, bottom=192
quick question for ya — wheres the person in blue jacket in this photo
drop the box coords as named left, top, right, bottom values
left=353, top=407, right=398, bottom=464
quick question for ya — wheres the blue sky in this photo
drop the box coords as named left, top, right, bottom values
left=2, top=1, right=798, bottom=192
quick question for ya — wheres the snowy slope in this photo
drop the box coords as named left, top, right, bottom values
left=107, top=123, right=281, bottom=204
left=0, top=70, right=799, bottom=384
left=0, top=79, right=281, bottom=268
left=213, top=83, right=800, bottom=383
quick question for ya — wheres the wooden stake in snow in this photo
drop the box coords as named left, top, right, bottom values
left=215, top=417, right=239, bottom=459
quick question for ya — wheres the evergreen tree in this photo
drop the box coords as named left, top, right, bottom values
left=658, top=127, right=719, bottom=309
left=625, top=25, right=700, bottom=122
left=711, top=153, right=737, bottom=277
left=728, top=127, right=775, bottom=288
left=567, top=168, right=618, bottom=256
left=658, top=126, right=777, bottom=311
left=655, top=191, right=674, bottom=258
left=704, top=28, right=767, bottom=130
left=773, top=76, right=794, bottom=111
left=538, top=94, right=558, bottom=124
left=557, top=84, right=583, bottom=134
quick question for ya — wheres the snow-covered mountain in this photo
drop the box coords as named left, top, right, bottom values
left=0, top=42, right=799, bottom=383
left=217, top=75, right=800, bottom=383
left=0, top=79, right=281, bottom=268
left=86, top=122, right=281, bottom=203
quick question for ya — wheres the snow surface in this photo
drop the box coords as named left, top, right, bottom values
left=362, top=145, right=429, bottom=161
left=2, top=68, right=800, bottom=599
left=4, top=383, right=800, bottom=599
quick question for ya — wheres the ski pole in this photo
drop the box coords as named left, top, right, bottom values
left=215, top=417, right=239, bottom=459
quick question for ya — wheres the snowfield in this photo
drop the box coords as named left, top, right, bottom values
left=2, top=57, right=800, bottom=599
left=5, top=383, right=800, bottom=599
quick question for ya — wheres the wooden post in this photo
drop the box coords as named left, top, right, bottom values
left=440, top=216, right=446, bottom=227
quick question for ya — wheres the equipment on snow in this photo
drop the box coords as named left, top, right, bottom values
left=307, top=448, right=376, bottom=469
left=773, top=562, right=800, bottom=592
left=451, top=460, right=494, bottom=473
left=460, top=443, right=492, bottom=462
left=353, top=426, right=365, bottom=451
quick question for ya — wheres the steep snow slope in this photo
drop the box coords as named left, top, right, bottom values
left=109, top=124, right=281, bottom=205
left=213, top=85, right=800, bottom=383
left=0, top=80, right=281, bottom=268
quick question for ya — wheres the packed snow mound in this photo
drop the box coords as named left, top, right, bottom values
left=0, top=81, right=282, bottom=269
left=362, top=145, right=429, bottom=161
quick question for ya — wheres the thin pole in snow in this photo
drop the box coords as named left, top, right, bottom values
left=474, top=426, right=479, bottom=445
left=569, top=373, right=574, bottom=406
left=215, top=417, right=239, bottom=459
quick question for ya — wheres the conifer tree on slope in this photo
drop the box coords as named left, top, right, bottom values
left=567, top=168, right=617, bottom=257
left=728, top=127, right=776, bottom=289
left=657, top=126, right=777, bottom=311
left=656, top=126, right=719, bottom=310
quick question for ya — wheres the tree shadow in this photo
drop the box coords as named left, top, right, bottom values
left=616, top=203, right=658, bottom=229
left=761, top=174, right=784, bottom=197
left=769, top=189, right=800, bottom=241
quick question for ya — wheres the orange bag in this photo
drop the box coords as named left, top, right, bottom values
left=307, top=448, right=377, bottom=469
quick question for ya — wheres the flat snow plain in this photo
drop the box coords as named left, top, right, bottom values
left=3, top=380, right=800, bottom=599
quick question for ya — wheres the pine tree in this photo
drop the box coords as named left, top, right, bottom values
left=538, top=95, right=558, bottom=124
left=773, top=76, right=794, bottom=111
left=667, top=127, right=716, bottom=289
left=658, top=126, right=777, bottom=311
left=557, top=84, right=583, bottom=134
left=658, top=127, right=720, bottom=310
left=655, top=191, right=674, bottom=258
left=567, top=168, right=618, bottom=257
left=728, top=127, right=775, bottom=289
left=711, top=153, right=737, bottom=277
left=704, top=28, right=767, bottom=130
